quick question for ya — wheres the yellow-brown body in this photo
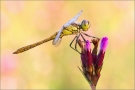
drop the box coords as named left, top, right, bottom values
left=13, top=24, right=79, bottom=54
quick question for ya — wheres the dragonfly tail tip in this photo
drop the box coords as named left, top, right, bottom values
left=13, top=51, right=17, bottom=54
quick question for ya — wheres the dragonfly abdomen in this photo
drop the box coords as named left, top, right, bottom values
left=13, top=32, right=58, bottom=54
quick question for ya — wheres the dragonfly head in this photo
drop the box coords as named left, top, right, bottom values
left=81, top=20, right=90, bottom=31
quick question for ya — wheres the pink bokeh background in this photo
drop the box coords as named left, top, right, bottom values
left=1, top=1, right=134, bottom=89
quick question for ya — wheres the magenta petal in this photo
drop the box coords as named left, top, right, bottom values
left=85, top=40, right=91, bottom=51
left=81, top=40, right=92, bottom=67
left=97, top=37, right=108, bottom=67
left=100, top=37, right=108, bottom=52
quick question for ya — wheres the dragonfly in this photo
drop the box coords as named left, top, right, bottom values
left=13, top=10, right=98, bottom=54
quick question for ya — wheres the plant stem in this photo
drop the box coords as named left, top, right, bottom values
left=90, top=85, right=96, bottom=90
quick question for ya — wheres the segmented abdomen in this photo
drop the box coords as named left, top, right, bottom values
left=13, top=32, right=57, bottom=54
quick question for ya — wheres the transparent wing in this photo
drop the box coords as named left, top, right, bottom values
left=52, top=27, right=63, bottom=45
left=52, top=10, right=83, bottom=46
left=52, top=38, right=62, bottom=47
left=64, top=10, right=83, bottom=27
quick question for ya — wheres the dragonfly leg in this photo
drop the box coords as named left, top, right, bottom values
left=80, top=33, right=86, bottom=42
left=69, top=35, right=81, bottom=54
left=75, top=34, right=81, bottom=53
left=75, top=33, right=87, bottom=51
left=81, top=32, right=100, bottom=39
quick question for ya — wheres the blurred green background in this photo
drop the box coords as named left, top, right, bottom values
left=1, top=1, right=134, bottom=89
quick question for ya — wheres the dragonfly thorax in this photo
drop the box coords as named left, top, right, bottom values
left=81, top=20, right=90, bottom=31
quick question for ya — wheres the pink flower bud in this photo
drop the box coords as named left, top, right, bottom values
left=100, top=37, right=108, bottom=52
left=81, top=40, right=92, bottom=68
left=97, top=37, right=108, bottom=67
